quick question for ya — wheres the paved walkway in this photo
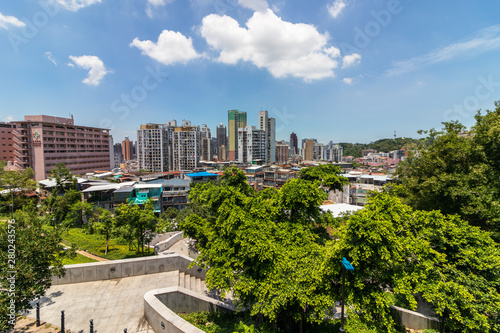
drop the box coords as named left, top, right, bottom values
left=75, top=250, right=109, bottom=262
left=25, top=271, right=180, bottom=333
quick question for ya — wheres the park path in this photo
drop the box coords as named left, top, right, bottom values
left=75, top=249, right=109, bottom=262
left=60, top=243, right=109, bottom=262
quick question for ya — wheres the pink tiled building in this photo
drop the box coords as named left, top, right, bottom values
left=12, top=115, right=111, bottom=181
left=0, top=122, right=15, bottom=164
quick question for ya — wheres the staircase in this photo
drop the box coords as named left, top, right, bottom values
left=179, top=271, right=207, bottom=295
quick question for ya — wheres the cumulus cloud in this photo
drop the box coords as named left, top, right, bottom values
left=343, top=77, right=353, bottom=84
left=56, top=0, right=101, bottom=11
left=68, top=55, right=112, bottom=86
left=130, top=30, right=201, bottom=65
left=200, top=9, right=340, bottom=81
left=387, top=24, right=500, bottom=76
left=342, top=53, right=361, bottom=68
left=238, top=0, right=268, bottom=12
left=0, top=12, right=25, bottom=29
left=4, top=115, right=14, bottom=122
left=328, top=0, right=347, bottom=19
left=45, top=52, right=57, bottom=65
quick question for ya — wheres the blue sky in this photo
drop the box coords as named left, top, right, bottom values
left=1, top=0, right=500, bottom=144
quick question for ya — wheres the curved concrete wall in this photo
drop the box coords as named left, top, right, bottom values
left=52, top=253, right=205, bottom=285
left=144, top=287, right=234, bottom=333
left=390, top=305, right=440, bottom=331
left=154, top=231, right=184, bottom=253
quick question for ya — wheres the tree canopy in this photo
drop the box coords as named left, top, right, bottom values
left=331, top=193, right=500, bottom=332
left=181, top=166, right=340, bottom=330
left=0, top=204, right=74, bottom=330
left=395, top=103, right=500, bottom=240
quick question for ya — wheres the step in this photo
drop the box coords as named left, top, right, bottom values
left=179, top=272, right=185, bottom=288
left=185, top=273, right=191, bottom=290
left=195, top=278, right=202, bottom=293
left=190, top=276, right=196, bottom=292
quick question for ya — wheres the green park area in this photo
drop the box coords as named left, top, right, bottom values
left=59, top=227, right=154, bottom=261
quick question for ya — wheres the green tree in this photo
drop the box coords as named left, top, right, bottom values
left=44, top=189, right=82, bottom=226
left=93, top=208, right=116, bottom=255
left=0, top=162, right=37, bottom=216
left=48, top=163, right=76, bottom=194
left=396, top=117, right=500, bottom=240
left=298, top=164, right=348, bottom=192
left=0, top=203, right=74, bottom=330
left=114, top=200, right=157, bottom=255
left=181, top=168, right=341, bottom=331
left=331, top=193, right=500, bottom=332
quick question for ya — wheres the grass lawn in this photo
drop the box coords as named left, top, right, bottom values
left=60, top=227, right=154, bottom=261
left=62, top=253, right=98, bottom=265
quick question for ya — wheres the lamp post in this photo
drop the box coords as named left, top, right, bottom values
left=339, top=257, right=354, bottom=333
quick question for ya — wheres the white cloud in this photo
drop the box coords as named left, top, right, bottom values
left=4, top=115, right=14, bottom=122
left=56, top=0, right=101, bottom=11
left=388, top=24, right=500, bottom=76
left=45, top=52, right=57, bottom=65
left=0, top=12, right=25, bottom=29
left=342, top=53, right=361, bottom=68
left=130, top=30, right=200, bottom=65
left=68, top=55, right=112, bottom=86
left=239, top=0, right=268, bottom=12
left=200, top=9, right=339, bottom=81
left=343, top=77, right=353, bottom=84
left=328, top=0, right=347, bottom=19
left=148, top=0, right=168, bottom=5
left=146, top=0, right=174, bottom=18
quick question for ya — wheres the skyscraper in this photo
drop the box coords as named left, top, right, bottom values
left=137, top=123, right=169, bottom=172
left=228, top=110, right=247, bottom=161
left=171, top=121, right=201, bottom=171
left=201, top=124, right=212, bottom=161
left=122, top=135, right=133, bottom=161
left=238, top=126, right=265, bottom=163
left=289, top=132, right=298, bottom=155
left=216, top=123, right=227, bottom=161
left=276, top=141, right=289, bottom=163
left=258, top=110, right=276, bottom=164
left=304, top=139, right=315, bottom=161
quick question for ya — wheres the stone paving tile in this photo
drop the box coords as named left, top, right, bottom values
left=26, top=271, right=178, bottom=333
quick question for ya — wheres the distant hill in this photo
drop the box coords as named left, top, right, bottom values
left=339, top=137, right=425, bottom=158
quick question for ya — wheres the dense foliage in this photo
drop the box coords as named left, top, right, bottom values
left=396, top=102, right=500, bottom=241
left=339, top=137, right=425, bottom=158
left=181, top=166, right=343, bottom=331
left=331, top=193, right=500, bottom=332
left=0, top=205, right=73, bottom=330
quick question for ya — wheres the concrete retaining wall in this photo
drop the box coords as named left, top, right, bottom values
left=144, top=287, right=234, bottom=333
left=149, top=231, right=182, bottom=247
left=52, top=253, right=205, bottom=285
left=390, top=305, right=440, bottom=331
left=154, top=231, right=184, bottom=253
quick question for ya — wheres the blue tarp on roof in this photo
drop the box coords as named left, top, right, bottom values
left=186, top=172, right=219, bottom=178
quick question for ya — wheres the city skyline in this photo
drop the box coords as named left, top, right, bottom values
left=1, top=1, right=500, bottom=143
